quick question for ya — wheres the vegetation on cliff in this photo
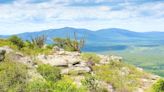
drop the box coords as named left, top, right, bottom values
left=0, top=35, right=163, bottom=92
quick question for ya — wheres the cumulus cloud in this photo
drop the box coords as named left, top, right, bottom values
left=0, top=0, right=164, bottom=34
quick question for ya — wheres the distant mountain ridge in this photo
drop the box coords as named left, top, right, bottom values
left=1, top=27, right=164, bottom=47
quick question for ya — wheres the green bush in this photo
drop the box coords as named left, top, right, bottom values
left=25, top=79, right=52, bottom=92
left=24, top=40, right=34, bottom=49
left=53, top=37, right=78, bottom=52
left=92, top=62, right=143, bottom=92
left=152, top=79, right=164, bottom=92
left=21, top=47, right=52, bottom=56
left=46, top=44, right=55, bottom=49
left=37, top=64, right=61, bottom=82
left=0, top=61, right=28, bottom=92
left=81, top=53, right=101, bottom=63
left=0, top=39, right=10, bottom=47
left=53, top=32, right=85, bottom=52
left=26, top=76, right=86, bottom=92
left=31, top=35, right=47, bottom=48
left=82, top=75, right=98, bottom=92
left=8, top=35, right=24, bottom=49
left=53, top=76, right=86, bottom=92
left=82, top=74, right=108, bottom=92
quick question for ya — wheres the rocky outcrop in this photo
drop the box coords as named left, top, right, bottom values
left=0, top=46, right=13, bottom=53
left=7, top=52, right=35, bottom=67
left=37, top=50, right=91, bottom=75
left=43, top=46, right=132, bottom=77
left=61, top=66, right=91, bottom=75
left=0, top=46, right=160, bottom=92
left=0, top=46, right=14, bottom=62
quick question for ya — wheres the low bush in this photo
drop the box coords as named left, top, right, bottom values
left=0, top=61, right=28, bottom=92
left=53, top=76, right=86, bottom=92
left=92, top=62, right=144, bottom=92
left=152, top=79, right=164, bottom=92
left=82, top=75, right=98, bottom=92
left=82, top=74, right=108, bottom=92
left=53, top=32, right=85, bottom=52
left=31, top=35, right=47, bottom=48
left=25, top=79, right=52, bottom=92
left=0, top=39, right=10, bottom=47
left=8, top=35, right=24, bottom=50
left=37, top=64, right=61, bottom=82
left=0, top=39, right=18, bottom=50
left=26, top=75, right=86, bottom=92
left=21, top=47, right=52, bottom=56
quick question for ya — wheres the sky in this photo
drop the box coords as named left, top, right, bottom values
left=0, top=0, right=164, bottom=35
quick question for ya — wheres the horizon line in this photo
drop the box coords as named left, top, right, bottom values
left=0, top=27, right=164, bottom=35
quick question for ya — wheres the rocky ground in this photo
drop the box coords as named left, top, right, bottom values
left=0, top=46, right=160, bottom=92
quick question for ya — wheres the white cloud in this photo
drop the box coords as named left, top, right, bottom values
left=0, top=0, right=164, bottom=34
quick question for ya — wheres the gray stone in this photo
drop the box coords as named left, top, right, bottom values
left=53, top=46, right=60, bottom=52
left=0, top=49, right=6, bottom=61
left=110, top=55, right=122, bottom=62
left=37, top=55, right=68, bottom=67
left=61, top=66, right=91, bottom=75
left=0, top=46, right=13, bottom=53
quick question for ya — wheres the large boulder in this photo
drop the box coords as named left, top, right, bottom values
left=7, top=52, right=24, bottom=61
left=37, top=51, right=82, bottom=67
left=53, top=46, right=61, bottom=52
left=37, top=54, right=68, bottom=67
left=0, top=49, right=6, bottom=61
left=7, top=52, right=35, bottom=67
left=0, top=46, right=13, bottom=53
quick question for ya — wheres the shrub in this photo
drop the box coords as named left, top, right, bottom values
left=0, top=39, right=10, bottom=47
left=46, top=44, right=55, bottom=49
left=37, top=64, right=61, bottom=82
left=26, top=76, right=86, bottom=92
left=31, top=35, right=47, bottom=48
left=82, top=75, right=98, bottom=92
left=93, top=63, right=142, bottom=92
left=53, top=76, right=86, bottom=92
left=21, top=46, right=52, bottom=56
left=152, top=79, right=164, bottom=92
left=24, top=40, right=34, bottom=49
left=8, top=35, right=24, bottom=49
left=53, top=32, right=85, bottom=52
left=25, top=79, right=52, bottom=92
left=82, top=75, right=107, bottom=92
left=0, top=61, right=28, bottom=92
left=81, top=53, right=101, bottom=63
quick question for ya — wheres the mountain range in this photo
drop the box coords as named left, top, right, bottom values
left=1, top=27, right=164, bottom=52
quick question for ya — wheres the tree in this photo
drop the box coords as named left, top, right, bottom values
left=8, top=35, right=24, bottom=49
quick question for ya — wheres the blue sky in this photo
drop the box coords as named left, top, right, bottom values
left=0, top=0, right=164, bottom=35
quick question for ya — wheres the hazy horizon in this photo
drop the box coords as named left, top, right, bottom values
left=0, top=0, right=164, bottom=35
left=1, top=26, right=164, bottom=35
